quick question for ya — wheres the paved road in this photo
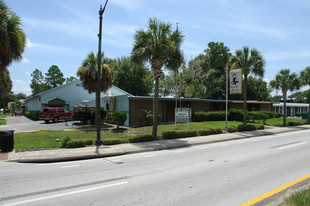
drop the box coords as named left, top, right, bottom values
left=1, top=130, right=309, bottom=205
left=0, top=116, right=80, bottom=133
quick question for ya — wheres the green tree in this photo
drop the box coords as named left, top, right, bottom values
left=131, top=18, right=184, bottom=138
left=270, top=69, right=300, bottom=126
left=231, top=46, right=265, bottom=124
left=15, top=92, right=27, bottom=100
left=45, top=65, right=65, bottom=88
left=299, top=66, right=310, bottom=122
left=30, top=69, right=50, bottom=95
left=113, top=56, right=152, bottom=96
left=0, top=0, right=26, bottom=71
left=0, top=69, right=12, bottom=113
left=76, top=52, right=114, bottom=94
left=66, top=76, right=77, bottom=83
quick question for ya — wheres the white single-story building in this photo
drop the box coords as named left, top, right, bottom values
left=272, top=102, right=309, bottom=116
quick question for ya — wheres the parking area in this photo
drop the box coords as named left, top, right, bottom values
left=0, top=116, right=80, bottom=133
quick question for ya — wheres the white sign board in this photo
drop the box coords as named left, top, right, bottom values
left=175, top=108, right=190, bottom=123
left=230, top=69, right=242, bottom=94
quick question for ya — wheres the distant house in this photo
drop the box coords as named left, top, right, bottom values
left=272, top=102, right=309, bottom=116
left=25, top=80, right=274, bottom=127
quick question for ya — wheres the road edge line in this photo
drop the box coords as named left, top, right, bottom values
left=239, top=173, right=310, bottom=206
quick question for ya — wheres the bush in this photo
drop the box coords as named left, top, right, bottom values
left=61, top=137, right=71, bottom=148
left=162, top=130, right=198, bottom=139
left=162, top=131, right=178, bottom=139
left=287, top=121, right=304, bottom=126
left=261, top=111, right=278, bottom=119
left=248, top=111, right=268, bottom=123
left=24, top=111, right=40, bottom=120
left=102, top=138, right=126, bottom=145
left=295, top=112, right=302, bottom=117
left=228, top=109, right=245, bottom=122
left=112, top=111, right=127, bottom=128
left=90, top=108, right=107, bottom=121
left=138, top=110, right=153, bottom=126
left=254, top=124, right=265, bottom=130
left=192, top=111, right=227, bottom=122
left=129, top=135, right=155, bottom=143
left=85, top=140, right=93, bottom=145
left=66, top=140, right=86, bottom=148
left=198, top=129, right=211, bottom=136
left=209, top=128, right=222, bottom=134
left=237, top=124, right=257, bottom=132
left=227, top=126, right=237, bottom=133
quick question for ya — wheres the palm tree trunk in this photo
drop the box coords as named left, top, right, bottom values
left=152, top=77, right=159, bottom=138
left=283, top=90, right=287, bottom=126
left=243, top=75, right=248, bottom=124
left=308, top=101, right=310, bottom=123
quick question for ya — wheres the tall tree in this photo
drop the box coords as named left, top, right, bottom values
left=66, top=76, right=77, bottom=83
left=76, top=51, right=114, bottom=94
left=0, top=0, right=26, bottom=71
left=0, top=68, right=12, bottom=113
left=113, top=56, right=152, bottom=96
left=45, top=65, right=65, bottom=88
left=299, top=66, right=310, bottom=122
left=231, top=46, right=265, bottom=124
left=131, top=18, right=184, bottom=138
left=270, top=69, right=300, bottom=126
left=30, top=69, right=50, bottom=95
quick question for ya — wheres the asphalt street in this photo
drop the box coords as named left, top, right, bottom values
left=0, top=129, right=309, bottom=206
left=0, top=116, right=79, bottom=133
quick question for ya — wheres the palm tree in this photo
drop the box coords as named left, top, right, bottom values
left=0, top=68, right=12, bottom=113
left=131, top=18, right=184, bottom=138
left=76, top=52, right=114, bottom=94
left=231, top=46, right=265, bottom=124
left=0, top=0, right=26, bottom=70
left=299, top=66, right=310, bottom=122
left=270, top=69, right=300, bottom=126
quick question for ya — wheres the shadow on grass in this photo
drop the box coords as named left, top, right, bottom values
left=112, top=128, right=128, bottom=133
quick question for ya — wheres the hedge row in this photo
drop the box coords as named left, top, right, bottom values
left=162, top=128, right=222, bottom=139
left=228, top=123, right=265, bottom=133
left=24, top=111, right=40, bottom=121
left=193, top=109, right=282, bottom=122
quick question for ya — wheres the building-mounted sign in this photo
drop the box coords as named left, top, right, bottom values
left=230, top=69, right=242, bottom=94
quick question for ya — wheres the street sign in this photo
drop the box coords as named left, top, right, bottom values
left=175, top=108, right=190, bottom=123
left=230, top=69, right=242, bottom=94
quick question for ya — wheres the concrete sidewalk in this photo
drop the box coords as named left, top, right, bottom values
left=3, top=125, right=310, bottom=163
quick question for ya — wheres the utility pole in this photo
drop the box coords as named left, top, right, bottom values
left=95, top=0, right=108, bottom=147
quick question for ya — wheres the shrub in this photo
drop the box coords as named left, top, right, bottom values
left=237, top=124, right=257, bottom=132
left=261, top=111, right=278, bottom=119
left=112, top=111, right=127, bottom=128
left=295, top=112, right=302, bottom=117
left=254, top=124, right=265, bottom=130
left=102, top=138, right=125, bottom=145
left=129, top=135, right=155, bottom=143
left=61, top=137, right=71, bottom=148
left=66, top=140, right=86, bottom=148
left=198, top=129, right=211, bottom=136
left=209, top=128, right=222, bottom=134
left=138, top=110, right=153, bottom=126
left=248, top=111, right=268, bottom=123
left=24, top=111, right=40, bottom=120
left=162, top=130, right=198, bottom=139
left=228, top=109, right=245, bottom=122
left=192, top=111, right=227, bottom=122
left=162, top=131, right=178, bottom=139
left=85, top=140, right=93, bottom=145
left=287, top=121, right=304, bottom=126
left=227, top=126, right=237, bottom=133
left=90, top=108, right=107, bottom=121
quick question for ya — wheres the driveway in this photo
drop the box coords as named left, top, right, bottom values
left=0, top=116, right=80, bottom=133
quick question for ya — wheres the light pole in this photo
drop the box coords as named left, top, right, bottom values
left=95, top=0, right=108, bottom=147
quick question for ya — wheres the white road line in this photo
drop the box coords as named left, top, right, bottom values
left=36, top=162, right=76, bottom=167
left=278, top=142, right=307, bottom=150
left=60, top=164, right=80, bottom=169
left=3, top=181, right=129, bottom=206
left=144, top=154, right=157, bottom=158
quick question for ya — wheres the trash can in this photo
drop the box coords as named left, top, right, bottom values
left=0, top=130, right=14, bottom=152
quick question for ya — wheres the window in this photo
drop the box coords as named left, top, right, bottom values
left=58, top=108, right=64, bottom=113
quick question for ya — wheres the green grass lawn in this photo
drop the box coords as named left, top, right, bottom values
left=281, top=186, right=310, bottom=206
left=265, top=118, right=305, bottom=126
left=14, top=121, right=241, bottom=149
left=0, top=119, right=6, bottom=125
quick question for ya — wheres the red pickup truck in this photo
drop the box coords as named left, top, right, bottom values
left=39, top=107, right=74, bottom=123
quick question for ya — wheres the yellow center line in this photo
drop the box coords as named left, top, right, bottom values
left=240, top=173, right=310, bottom=206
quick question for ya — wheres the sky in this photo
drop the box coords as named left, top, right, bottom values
left=6, top=0, right=310, bottom=96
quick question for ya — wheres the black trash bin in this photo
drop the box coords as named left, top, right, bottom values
left=0, top=130, right=14, bottom=152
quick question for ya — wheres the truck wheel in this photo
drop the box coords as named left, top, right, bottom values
left=71, top=115, right=75, bottom=121
left=53, top=117, right=59, bottom=123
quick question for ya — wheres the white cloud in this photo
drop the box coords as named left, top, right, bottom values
left=26, top=38, right=39, bottom=48
left=15, top=80, right=23, bottom=84
left=25, top=71, right=31, bottom=76
left=110, top=0, right=145, bottom=12
left=22, top=57, right=30, bottom=63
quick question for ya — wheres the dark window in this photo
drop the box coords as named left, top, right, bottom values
left=58, top=108, right=64, bottom=113
left=49, top=109, right=56, bottom=113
